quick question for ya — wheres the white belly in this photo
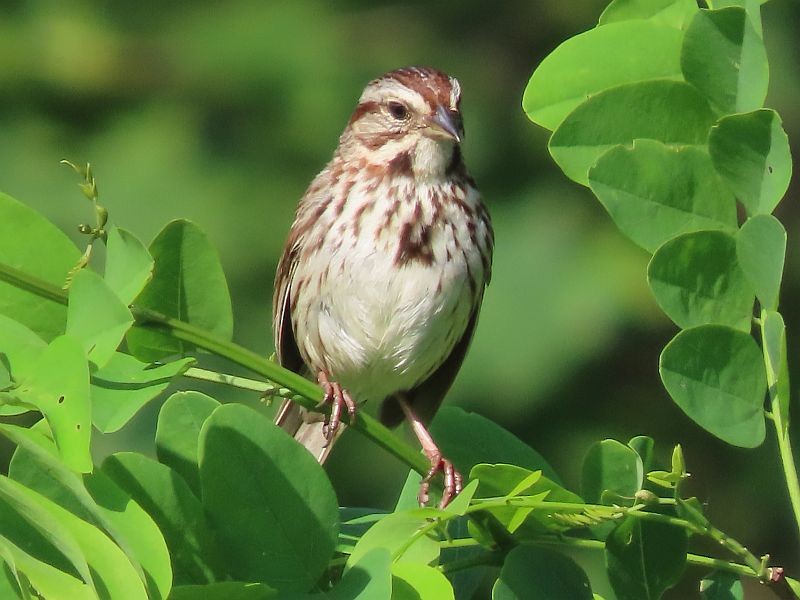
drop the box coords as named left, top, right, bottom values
left=291, top=180, right=484, bottom=404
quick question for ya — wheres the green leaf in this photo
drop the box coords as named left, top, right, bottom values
left=493, top=545, right=593, bottom=599
left=429, top=407, right=561, bottom=483
left=647, top=231, right=754, bottom=331
left=762, top=310, right=790, bottom=434
left=470, top=464, right=544, bottom=533
left=709, top=0, right=765, bottom=35
left=103, top=452, right=226, bottom=585
left=605, top=516, right=687, bottom=600
left=104, top=226, right=154, bottom=305
left=700, top=571, right=744, bottom=599
left=156, top=391, right=221, bottom=497
left=523, top=21, right=683, bottom=131
left=598, top=0, right=698, bottom=28
left=0, top=316, right=46, bottom=416
left=66, top=269, right=134, bottom=368
left=347, top=508, right=441, bottom=571
left=323, top=548, right=392, bottom=600
left=582, top=440, right=643, bottom=504
left=11, top=336, right=92, bottom=472
left=736, top=215, right=786, bottom=311
left=627, top=436, right=654, bottom=471
left=549, top=81, right=716, bottom=186
left=6, top=427, right=171, bottom=600
left=126, top=220, right=233, bottom=361
left=709, top=110, right=792, bottom=216
left=0, top=534, right=93, bottom=600
left=169, top=582, right=277, bottom=600
left=92, top=354, right=194, bottom=433
left=660, top=325, right=766, bottom=447
left=588, top=140, right=736, bottom=252
left=681, top=8, right=768, bottom=113
left=0, top=476, right=93, bottom=590
left=393, top=562, right=454, bottom=600
left=0, top=192, right=80, bottom=341
left=199, top=404, right=339, bottom=591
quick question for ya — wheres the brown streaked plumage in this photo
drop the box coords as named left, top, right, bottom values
left=273, top=66, right=493, bottom=507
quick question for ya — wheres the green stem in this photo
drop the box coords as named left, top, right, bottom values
left=0, top=261, right=431, bottom=478
left=759, top=308, right=800, bottom=539
left=182, top=366, right=301, bottom=398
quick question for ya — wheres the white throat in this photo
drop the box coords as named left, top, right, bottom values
left=412, top=137, right=454, bottom=180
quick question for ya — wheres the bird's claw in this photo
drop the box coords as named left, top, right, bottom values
left=418, top=453, right=463, bottom=509
left=318, top=371, right=356, bottom=445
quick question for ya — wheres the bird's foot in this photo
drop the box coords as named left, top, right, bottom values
left=419, top=450, right=463, bottom=509
left=317, top=371, right=357, bottom=445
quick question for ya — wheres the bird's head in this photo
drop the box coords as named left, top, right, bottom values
left=341, top=66, right=465, bottom=180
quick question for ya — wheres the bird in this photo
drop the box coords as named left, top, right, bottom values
left=272, top=66, right=493, bottom=507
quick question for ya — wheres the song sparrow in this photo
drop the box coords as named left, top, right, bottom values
left=273, top=66, right=493, bottom=507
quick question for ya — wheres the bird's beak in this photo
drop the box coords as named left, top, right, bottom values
left=427, top=105, right=463, bottom=143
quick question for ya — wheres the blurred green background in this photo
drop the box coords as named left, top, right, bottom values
left=2, top=1, right=799, bottom=596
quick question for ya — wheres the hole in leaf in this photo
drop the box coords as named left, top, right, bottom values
left=58, top=395, right=65, bottom=404
left=76, top=424, right=81, bottom=430
left=768, top=165, right=774, bottom=173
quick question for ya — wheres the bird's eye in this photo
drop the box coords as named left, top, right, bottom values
left=387, top=101, right=409, bottom=121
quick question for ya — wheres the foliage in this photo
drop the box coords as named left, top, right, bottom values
left=0, top=0, right=797, bottom=598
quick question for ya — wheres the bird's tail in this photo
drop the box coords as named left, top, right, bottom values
left=274, top=399, right=344, bottom=464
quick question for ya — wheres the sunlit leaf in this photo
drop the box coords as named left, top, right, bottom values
left=549, top=81, right=715, bottom=186
left=582, top=439, right=643, bottom=504
left=599, top=0, right=698, bottom=28
left=66, top=269, right=133, bottom=368
left=126, top=220, right=233, bottom=361
left=523, top=21, right=683, bottom=130
left=0, top=192, right=79, bottom=341
left=104, top=226, right=154, bottom=306
left=589, top=140, right=736, bottom=252
left=681, top=7, right=768, bottom=113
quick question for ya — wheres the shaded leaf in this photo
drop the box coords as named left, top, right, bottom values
left=92, top=354, right=194, bottom=433
left=648, top=231, right=754, bottom=331
left=103, top=452, right=225, bottom=585
left=660, top=325, right=766, bottom=447
left=430, top=407, right=561, bottom=483
left=709, top=110, right=792, bottom=216
left=582, top=439, right=643, bottom=504
left=681, top=7, right=768, bottom=113
left=588, top=140, right=736, bottom=252
left=199, top=404, right=338, bottom=591
left=169, top=582, right=277, bottom=600
left=700, top=571, right=744, bottom=599
left=549, top=81, right=715, bottom=185
left=493, top=545, right=593, bottom=599
left=627, top=436, right=654, bottom=471
left=736, top=215, right=786, bottom=310
left=762, top=310, right=790, bottom=434
left=605, top=516, right=687, bottom=600
left=156, top=391, right=220, bottom=497
left=523, top=21, right=683, bottom=131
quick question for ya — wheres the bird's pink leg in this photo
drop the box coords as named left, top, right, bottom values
left=318, top=371, right=357, bottom=444
left=398, top=397, right=463, bottom=508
